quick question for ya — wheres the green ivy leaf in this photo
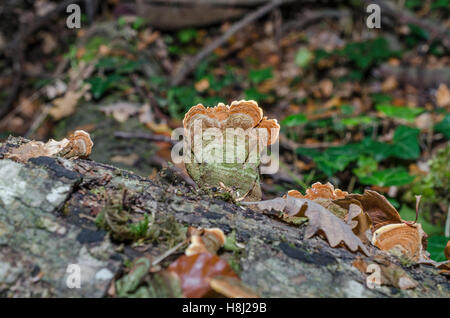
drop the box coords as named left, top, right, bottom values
left=435, top=114, right=450, bottom=139
left=391, top=125, right=421, bottom=160
left=282, top=114, right=307, bottom=127
left=340, top=116, right=376, bottom=127
left=359, top=167, right=415, bottom=187
left=376, top=104, right=424, bottom=122
left=249, top=67, right=273, bottom=84
left=177, top=28, right=198, bottom=43
left=426, top=235, right=448, bottom=262
left=294, top=48, right=313, bottom=68
left=86, top=74, right=123, bottom=99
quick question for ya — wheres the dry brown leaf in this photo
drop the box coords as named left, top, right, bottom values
left=110, top=153, right=140, bottom=166
left=346, top=203, right=372, bottom=244
left=49, top=88, right=86, bottom=120
left=100, top=102, right=140, bottom=123
left=436, top=83, right=450, bottom=108
left=210, top=276, right=258, bottom=298
left=336, top=190, right=402, bottom=231
left=242, top=195, right=369, bottom=255
left=195, top=78, right=210, bottom=92
left=167, top=253, right=238, bottom=298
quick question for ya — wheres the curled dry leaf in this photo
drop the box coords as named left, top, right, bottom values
left=242, top=194, right=369, bottom=256
left=167, top=253, right=238, bottom=298
left=49, top=85, right=89, bottom=120
left=5, top=130, right=93, bottom=162
left=336, top=190, right=403, bottom=231
left=100, top=102, right=140, bottom=123
left=346, top=203, right=372, bottom=244
left=352, top=256, right=418, bottom=290
left=185, top=227, right=226, bottom=256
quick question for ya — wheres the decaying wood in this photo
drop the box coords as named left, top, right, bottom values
left=0, top=136, right=449, bottom=297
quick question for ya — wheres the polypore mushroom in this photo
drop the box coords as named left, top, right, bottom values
left=5, top=130, right=93, bottom=162
left=185, top=227, right=226, bottom=256
left=183, top=100, right=280, bottom=201
left=372, top=223, right=426, bottom=261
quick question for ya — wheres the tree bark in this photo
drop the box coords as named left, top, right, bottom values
left=0, top=137, right=448, bottom=297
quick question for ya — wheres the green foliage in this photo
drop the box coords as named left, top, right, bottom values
left=410, top=143, right=450, bottom=205
left=249, top=67, right=273, bottom=84
left=399, top=206, right=443, bottom=236
left=282, top=113, right=307, bottom=127
left=427, top=236, right=449, bottom=262
left=337, top=37, right=400, bottom=71
left=295, top=125, right=420, bottom=187
left=128, top=213, right=149, bottom=238
left=435, top=114, right=450, bottom=139
left=86, top=74, right=124, bottom=99
left=294, top=48, right=313, bottom=68
left=167, top=86, right=199, bottom=118
left=391, top=125, right=420, bottom=160
left=177, top=29, right=198, bottom=43
left=376, top=104, right=424, bottom=122
left=340, top=116, right=376, bottom=127
left=359, top=167, right=414, bottom=187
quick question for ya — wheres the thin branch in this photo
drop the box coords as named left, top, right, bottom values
left=171, top=0, right=291, bottom=86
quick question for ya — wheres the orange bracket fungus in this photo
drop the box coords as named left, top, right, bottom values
left=182, top=100, right=279, bottom=201
left=5, top=130, right=93, bottom=162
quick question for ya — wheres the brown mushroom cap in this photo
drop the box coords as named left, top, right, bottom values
left=68, top=130, right=93, bottom=157
left=372, top=223, right=425, bottom=261
left=229, top=100, right=263, bottom=126
left=256, top=117, right=280, bottom=145
left=288, top=182, right=348, bottom=200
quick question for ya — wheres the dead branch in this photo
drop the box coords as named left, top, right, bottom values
left=170, top=0, right=292, bottom=86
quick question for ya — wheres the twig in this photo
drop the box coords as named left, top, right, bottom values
left=2, top=0, right=84, bottom=120
left=171, top=0, right=291, bottom=86
left=114, top=131, right=175, bottom=144
left=362, top=0, right=450, bottom=50
left=131, top=75, right=169, bottom=121
left=151, top=239, right=188, bottom=267
left=281, top=9, right=348, bottom=34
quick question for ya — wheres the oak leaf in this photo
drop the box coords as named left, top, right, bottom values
left=335, top=190, right=402, bottom=231
left=242, top=195, right=369, bottom=255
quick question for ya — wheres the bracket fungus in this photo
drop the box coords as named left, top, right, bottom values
left=372, top=223, right=427, bottom=262
left=5, top=130, right=93, bottom=162
left=183, top=100, right=280, bottom=201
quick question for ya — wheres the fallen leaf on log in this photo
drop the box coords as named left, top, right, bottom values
left=167, top=253, right=238, bottom=298
left=336, top=190, right=403, bottom=230
left=242, top=194, right=369, bottom=255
